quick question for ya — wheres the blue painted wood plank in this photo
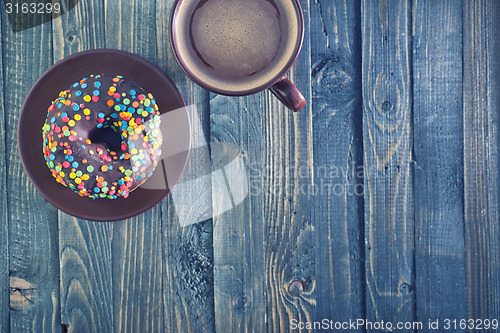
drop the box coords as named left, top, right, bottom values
left=0, top=8, right=9, bottom=333
left=264, top=0, right=314, bottom=330
left=58, top=217, right=114, bottom=332
left=361, top=0, right=415, bottom=330
left=310, top=0, right=365, bottom=327
left=210, top=93, right=266, bottom=332
left=1, top=9, right=60, bottom=333
left=463, top=0, right=500, bottom=324
left=412, top=0, right=467, bottom=330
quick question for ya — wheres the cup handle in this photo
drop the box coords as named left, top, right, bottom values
left=269, top=77, right=306, bottom=112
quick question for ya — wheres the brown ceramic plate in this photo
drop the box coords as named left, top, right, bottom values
left=18, top=49, right=190, bottom=221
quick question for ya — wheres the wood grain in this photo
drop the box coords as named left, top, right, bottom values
left=210, top=93, right=266, bottom=332
left=111, top=209, right=164, bottom=333
left=261, top=0, right=314, bottom=331
left=157, top=0, right=215, bottom=331
left=463, top=0, right=500, bottom=325
left=1, top=8, right=60, bottom=333
left=0, top=9, right=9, bottom=333
left=310, top=0, right=365, bottom=327
left=1, top=1, right=499, bottom=332
left=105, top=0, right=157, bottom=64
left=58, top=215, right=114, bottom=332
left=160, top=204, right=215, bottom=333
left=361, top=0, right=415, bottom=329
left=105, top=1, right=166, bottom=332
left=52, top=0, right=105, bottom=55
left=412, top=0, right=467, bottom=329
left=52, top=1, right=113, bottom=332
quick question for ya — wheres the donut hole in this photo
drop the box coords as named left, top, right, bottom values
left=88, top=126, right=124, bottom=153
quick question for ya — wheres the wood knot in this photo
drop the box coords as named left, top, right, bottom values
left=381, top=100, right=392, bottom=112
left=232, top=293, right=247, bottom=311
left=10, top=277, right=36, bottom=309
left=287, top=279, right=305, bottom=297
left=65, top=30, right=79, bottom=44
left=399, top=283, right=411, bottom=295
left=312, top=56, right=358, bottom=107
left=369, top=72, right=405, bottom=127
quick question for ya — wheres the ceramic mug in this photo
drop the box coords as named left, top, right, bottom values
left=170, top=0, right=306, bottom=111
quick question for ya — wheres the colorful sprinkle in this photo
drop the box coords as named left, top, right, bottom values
left=41, top=74, right=163, bottom=200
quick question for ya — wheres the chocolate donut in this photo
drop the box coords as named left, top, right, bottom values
left=42, top=74, right=162, bottom=199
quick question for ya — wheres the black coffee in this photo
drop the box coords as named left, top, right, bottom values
left=172, top=0, right=301, bottom=93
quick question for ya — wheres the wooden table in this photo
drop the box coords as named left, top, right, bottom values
left=1, top=0, right=499, bottom=332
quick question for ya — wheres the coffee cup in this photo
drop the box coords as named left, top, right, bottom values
left=170, top=0, right=306, bottom=111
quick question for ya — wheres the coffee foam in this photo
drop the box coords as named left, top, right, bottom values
left=173, top=0, right=301, bottom=93
left=192, top=0, right=281, bottom=77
